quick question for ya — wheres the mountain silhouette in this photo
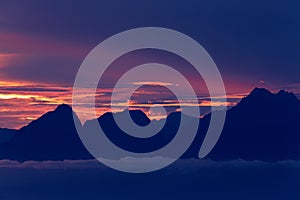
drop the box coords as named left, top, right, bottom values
left=0, top=128, right=16, bottom=144
left=83, top=110, right=183, bottom=156
left=1, top=88, right=300, bottom=161
left=185, top=88, right=300, bottom=161
left=0, top=104, right=92, bottom=161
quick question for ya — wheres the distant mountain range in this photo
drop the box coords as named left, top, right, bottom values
left=184, top=88, right=300, bottom=161
left=0, top=88, right=300, bottom=162
left=0, top=104, right=92, bottom=161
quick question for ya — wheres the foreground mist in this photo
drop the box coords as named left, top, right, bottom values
left=0, top=159, right=299, bottom=200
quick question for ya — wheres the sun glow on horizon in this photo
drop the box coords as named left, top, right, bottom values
left=0, top=80, right=249, bottom=129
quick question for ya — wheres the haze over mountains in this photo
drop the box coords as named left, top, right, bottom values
left=0, top=88, right=300, bottom=162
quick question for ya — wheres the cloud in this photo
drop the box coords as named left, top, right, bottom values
left=0, top=29, right=90, bottom=85
left=0, top=158, right=299, bottom=199
left=0, top=86, right=69, bottom=92
left=0, top=159, right=102, bottom=169
left=0, top=83, right=72, bottom=128
left=0, top=159, right=300, bottom=171
left=0, top=0, right=298, bottom=129
left=0, top=0, right=299, bottom=88
left=132, top=81, right=179, bottom=87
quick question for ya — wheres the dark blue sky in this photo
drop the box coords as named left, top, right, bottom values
left=0, top=0, right=299, bottom=90
left=0, top=0, right=299, bottom=128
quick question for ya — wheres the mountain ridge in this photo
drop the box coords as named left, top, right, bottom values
left=1, top=88, right=300, bottom=161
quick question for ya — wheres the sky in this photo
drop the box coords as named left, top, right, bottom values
left=0, top=0, right=299, bottom=129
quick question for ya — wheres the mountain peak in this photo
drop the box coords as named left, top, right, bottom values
left=54, top=104, right=72, bottom=112
left=276, top=89, right=298, bottom=100
left=248, top=87, right=272, bottom=98
left=99, top=109, right=150, bottom=127
left=237, top=88, right=273, bottom=107
left=234, top=87, right=298, bottom=111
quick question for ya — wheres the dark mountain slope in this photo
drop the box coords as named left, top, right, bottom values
left=1, top=88, right=300, bottom=162
left=0, top=104, right=92, bottom=161
left=0, top=128, right=17, bottom=144
left=204, top=88, right=300, bottom=161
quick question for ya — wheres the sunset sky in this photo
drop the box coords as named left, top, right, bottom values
left=0, top=0, right=299, bottom=129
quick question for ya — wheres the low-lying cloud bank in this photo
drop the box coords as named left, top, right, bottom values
left=0, top=158, right=299, bottom=200
left=0, top=158, right=300, bottom=171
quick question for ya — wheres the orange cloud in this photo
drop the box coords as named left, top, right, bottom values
left=132, top=81, right=179, bottom=87
left=0, top=80, right=245, bottom=129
